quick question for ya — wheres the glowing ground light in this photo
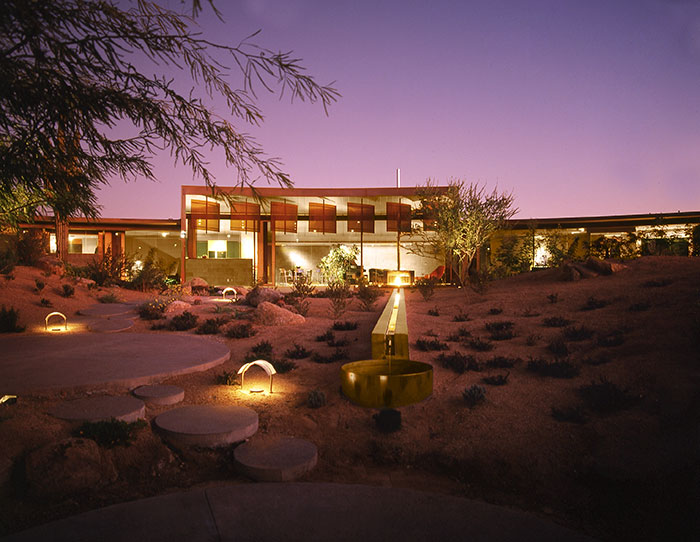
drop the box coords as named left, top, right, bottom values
left=222, top=287, right=237, bottom=301
left=237, top=359, right=277, bottom=394
left=45, top=311, right=67, bottom=331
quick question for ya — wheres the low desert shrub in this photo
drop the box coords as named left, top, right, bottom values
left=468, top=337, right=494, bottom=352
left=224, top=322, right=256, bottom=339
left=628, top=301, right=651, bottom=312
left=307, top=389, right=326, bottom=409
left=169, top=310, right=198, bottom=331
left=453, top=310, right=470, bottom=322
left=522, top=307, right=540, bottom=317
left=642, top=278, right=672, bottom=288
left=488, top=307, right=503, bottom=315
left=462, top=385, right=486, bottom=407
left=138, top=299, right=168, bottom=320
left=274, top=359, right=298, bottom=374
left=562, top=325, right=594, bottom=341
left=436, top=351, right=480, bottom=373
left=414, top=277, right=437, bottom=301
left=195, top=317, right=228, bottom=335
left=0, top=306, right=25, bottom=333
left=446, top=326, right=471, bottom=342
left=551, top=405, right=587, bottom=424
left=597, top=329, right=625, bottom=347
left=315, top=329, right=335, bottom=342
left=525, top=333, right=541, bottom=346
left=332, top=320, right=358, bottom=331
left=415, top=337, right=448, bottom=351
left=284, top=343, right=311, bottom=359
left=74, top=418, right=147, bottom=448
left=326, top=280, right=352, bottom=319
left=97, top=293, right=120, bottom=304
left=215, top=371, right=237, bottom=385
left=327, top=336, right=349, bottom=347
left=486, top=355, right=521, bottom=368
left=578, top=378, right=637, bottom=414
left=547, top=338, right=570, bottom=358
left=60, top=283, right=75, bottom=298
left=526, top=357, right=579, bottom=378
left=251, top=340, right=274, bottom=358
left=311, top=348, right=348, bottom=364
left=547, top=293, right=559, bottom=304
left=34, top=279, right=45, bottom=293
left=542, top=316, right=571, bottom=328
left=485, top=321, right=515, bottom=341
left=580, top=296, right=610, bottom=311
left=356, top=282, right=381, bottom=311
left=427, top=307, right=440, bottom=317
left=40, top=297, right=52, bottom=307
left=482, top=372, right=509, bottom=386
left=373, top=409, right=401, bottom=433
left=581, top=353, right=613, bottom=366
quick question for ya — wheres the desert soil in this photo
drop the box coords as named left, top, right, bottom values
left=0, top=257, right=698, bottom=541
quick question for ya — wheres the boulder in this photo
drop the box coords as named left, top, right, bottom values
left=184, top=277, right=209, bottom=295
left=165, top=300, right=192, bottom=314
left=253, top=301, right=305, bottom=326
left=245, top=287, right=284, bottom=307
left=36, top=256, right=64, bottom=276
left=585, top=257, right=613, bottom=275
left=76, top=277, right=96, bottom=288
left=25, top=438, right=117, bottom=497
left=609, top=262, right=628, bottom=273
left=560, top=262, right=581, bottom=282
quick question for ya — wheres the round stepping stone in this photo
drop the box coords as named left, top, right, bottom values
left=234, top=437, right=318, bottom=482
left=132, top=384, right=184, bottom=406
left=154, top=405, right=258, bottom=448
left=52, top=395, right=145, bottom=423
left=88, top=318, right=134, bottom=333
left=79, top=303, right=136, bottom=318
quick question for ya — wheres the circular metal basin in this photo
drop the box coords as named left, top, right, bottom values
left=340, top=359, right=433, bottom=408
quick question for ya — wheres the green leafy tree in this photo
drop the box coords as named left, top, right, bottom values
left=414, top=179, right=517, bottom=289
left=0, top=0, right=339, bottom=229
left=319, top=244, right=359, bottom=284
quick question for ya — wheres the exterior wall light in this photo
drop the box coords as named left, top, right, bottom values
left=180, top=230, right=186, bottom=239
left=237, top=359, right=277, bottom=394
left=45, top=311, right=67, bottom=331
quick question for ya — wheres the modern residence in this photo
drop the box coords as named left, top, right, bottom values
left=20, top=185, right=700, bottom=287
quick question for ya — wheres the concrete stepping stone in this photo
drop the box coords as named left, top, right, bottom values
left=132, top=384, right=184, bottom=406
left=52, top=395, right=145, bottom=423
left=79, top=303, right=137, bottom=318
left=154, top=405, right=258, bottom=448
left=234, top=437, right=318, bottom=482
left=87, top=318, right=134, bottom=333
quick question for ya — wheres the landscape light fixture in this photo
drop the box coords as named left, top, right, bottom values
left=237, top=359, right=277, bottom=394
left=222, top=287, right=237, bottom=302
left=45, top=311, right=67, bottom=331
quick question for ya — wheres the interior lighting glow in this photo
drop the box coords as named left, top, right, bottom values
left=161, top=232, right=168, bottom=237
left=45, top=311, right=67, bottom=331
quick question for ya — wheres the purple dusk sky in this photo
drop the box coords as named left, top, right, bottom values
left=97, top=0, right=700, bottom=220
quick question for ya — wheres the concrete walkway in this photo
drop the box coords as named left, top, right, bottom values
left=3, top=483, right=595, bottom=542
left=0, top=333, right=230, bottom=394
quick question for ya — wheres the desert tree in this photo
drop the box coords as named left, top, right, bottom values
left=413, top=179, right=517, bottom=289
left=0, top=0, right=339, bottom=253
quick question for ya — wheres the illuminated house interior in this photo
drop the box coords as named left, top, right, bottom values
left=21, top=186, right=700, bottom=287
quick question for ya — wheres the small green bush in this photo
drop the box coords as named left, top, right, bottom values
left=437, top=351, right=480, bottom=373
left=462, top=385, right=486, bottom=407
left=138, top=299, right=168, bottom=320
left=468, top=337, right=494, bottom=352
left=224, top=322, right=256, bottom=339
left=60, top=283, right=75, bottom=297
left=284, top=343, right=311, bottom=359
left=482, top=372, right=509, bottom=386
left=332, top=320, right=358, bottom=331
left=542, top=316, right=571, bottom=327
left=486, top=355, right=521, bottom=368
left=97, top=293, right=120, bottom=304
left=74, top=418, right=147, bottom=448
left=0, top=305, right=25, bottom=333
left=307, top=389, right=326, bottom=408
left=526, top=357, right=579, bottom=378
left=315, top=329, right=335, bottom=342
left=169, top=310, right=198, bottom=331
left=446, top=326, right=471, bottom=342
left=551, top=405, right=587, bottom=424
left=274, top=359, right=298, bottom=373
left=415, top=337, right=448, bottom=351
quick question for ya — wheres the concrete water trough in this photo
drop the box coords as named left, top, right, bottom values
left=341, top=288, right=433, bottom=409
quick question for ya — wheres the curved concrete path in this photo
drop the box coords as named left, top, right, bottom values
left=0, top=333, right=230, bottom=394
left=3, top=483, right=595, bottom=542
